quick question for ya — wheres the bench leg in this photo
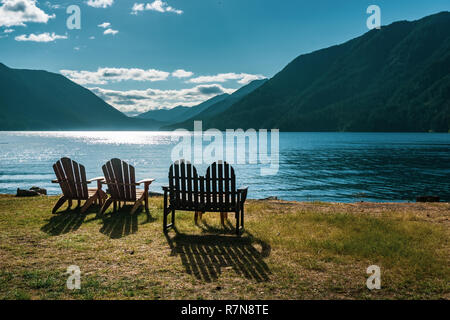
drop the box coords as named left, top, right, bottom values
left=195, top=211, right=204, bottom=224
left=241, top=205, right=244, bottom=230
left=194, top=211, right=199, bottom=224
left=163, top=193, right=174, bottom=232
left=220, top=212, right=226, bottom=226
left=172, top=209, right=176, bottom=227
left=163, top=206, right=168, bottom=232
left=235, top=209, right=240, bottom=235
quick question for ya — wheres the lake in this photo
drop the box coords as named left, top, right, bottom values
left=0, top=131, right=449, bottom=202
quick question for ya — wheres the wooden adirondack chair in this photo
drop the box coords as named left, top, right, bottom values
left=100, top=158, right=154, bottom=215
left=52, top=157, right=107, bottom=214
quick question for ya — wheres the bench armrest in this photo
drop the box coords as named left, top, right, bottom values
left=238, top=186, right=249, bottom=203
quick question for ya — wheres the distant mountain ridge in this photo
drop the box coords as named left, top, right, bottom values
left=136, top=93, right=229, bottom=124
left=162, top=79, right=268, bottom=129
left=0, top=63, right=161, bottom=130
left=188, top=11, right=450, bottom=132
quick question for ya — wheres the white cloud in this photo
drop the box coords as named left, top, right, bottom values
left=131, top=3, right=144, bottom=13
left=188, top=72, right=266, bottom=85
left=103, top=28, right=118, bottom=35
left=3, top=28, right=14, bottom=33
left=0, top=0, right=55, bottom=27
left=90, top=84, right=236, bottom=114
left=97, top=22, right=110, bottom=28
left=132, top=1, right=183, bottom=15
left=86, top=0, right=113, bottom=8
left=172, top=69, right=193, bottom=78
left=45, top=1, right=61, bottom=9
left=15, top=32, right=67, bottom=42
left=60, top=67, right=170, bottom=85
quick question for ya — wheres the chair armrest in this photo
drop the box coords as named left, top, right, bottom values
left=87, top=177, right=105, bottom=183
left=238, top=186, right=249, bottom=203
left=137, top=178, right=155, bottom=185
left=51, top=179, right=59, bottom=183
left=162, top=186, right=171, bottom=191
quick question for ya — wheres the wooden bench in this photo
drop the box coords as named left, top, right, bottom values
left=162, top=160, right=248, bottom=235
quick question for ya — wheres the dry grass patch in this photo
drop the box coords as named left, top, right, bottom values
left=0, top=195, right=448, bottom=300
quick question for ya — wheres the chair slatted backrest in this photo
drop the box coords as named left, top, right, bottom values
left=168, top=160, right=199, bottom=209
left=102, top=158, right=136, bottom=201
left=205, top=161, right=236, bottom=211
left=53, top=157, right=89, bottom=200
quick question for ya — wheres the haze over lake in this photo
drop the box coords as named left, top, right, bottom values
left=0, top=131, right=448, bottom=202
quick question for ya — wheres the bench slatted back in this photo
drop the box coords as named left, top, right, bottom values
left=167, top=160, right=237, bottom=211
left=168, top=160, right=199, bottom=210
left=53, top=157, right=89, bottom=200
left=205, top=161, right=236, bottom=211
left=102, top=158, right=136, bottom=201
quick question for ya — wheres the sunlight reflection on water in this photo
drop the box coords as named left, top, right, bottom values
left=0, top=131, right=449, bottom=202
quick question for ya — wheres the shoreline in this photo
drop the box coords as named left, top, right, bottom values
left=1, top=193, right=449, bottom=205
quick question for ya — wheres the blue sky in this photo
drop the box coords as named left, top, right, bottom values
left=1, top=0, right=449, bottom=115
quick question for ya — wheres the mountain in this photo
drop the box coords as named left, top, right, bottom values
left=0, top=63, right=161, bottom=130
left=198, top=12, right=450, bottom=132
left=164, top=79, right=268, bottom=130
left=136, top=94, right=229, bottom=125
left=135, top=105, right=191, bottom=123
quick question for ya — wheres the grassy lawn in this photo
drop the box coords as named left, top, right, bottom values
left=0, top=195, right=448, bottom=300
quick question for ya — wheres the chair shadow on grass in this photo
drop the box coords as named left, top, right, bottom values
left=41, top=204, right=102, bottom=236
left=165, top=227, right=271, bottom=283
left=99, top=205, right=156, bottom=239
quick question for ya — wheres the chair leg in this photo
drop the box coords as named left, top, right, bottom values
left=68, top=199, right=73, bottom=209
left=98, top=190, right=107, bottom=207
left=100, top=198, right=113, bottom=215
left=81, top=195, right=97, bottom=213
left=52, top=196, right=67, bottom=214
left=130, top=199, right=143, bottom=215
left=144, top=193, right=149, bottom=212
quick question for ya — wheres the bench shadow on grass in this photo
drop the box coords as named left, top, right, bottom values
left=99, top=205, right=156, bottom=239
left=165, top=225, right=271, bottom=283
